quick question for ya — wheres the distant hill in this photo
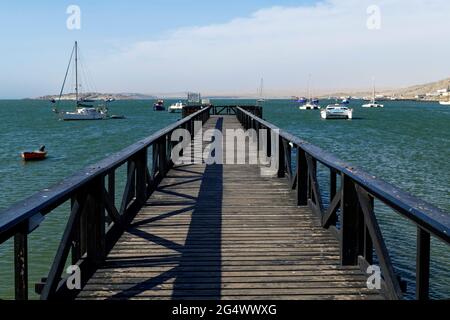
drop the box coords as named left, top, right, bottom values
left=390, top=77, right=450, bottom=97
left=32, top=77, right=450, bottom=101
left=322, top=77, right=450, bottom=100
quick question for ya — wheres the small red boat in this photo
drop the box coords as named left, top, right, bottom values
left=21, top=146, right=48, bottom=161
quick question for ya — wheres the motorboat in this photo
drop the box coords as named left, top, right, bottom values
left=21, top=146, right=48, bottom=161
left=153, top=100, right=165, bottom=111
left=168, top=101, right=185, bottom=113
left=321, top=104, right=353, bottom=120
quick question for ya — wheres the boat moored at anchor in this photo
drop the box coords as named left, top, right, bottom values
left=168, top=101, right=185, bottom=113
left=321, top=104, right=353, bottom=119
left=153, top=99, right=165, bottom=111
left=51, top=41, right=113, bottom=121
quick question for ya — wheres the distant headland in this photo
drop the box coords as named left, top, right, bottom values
left=30, top=77, right=450, bottom=102
left=32, top=92, right=157, bottom=101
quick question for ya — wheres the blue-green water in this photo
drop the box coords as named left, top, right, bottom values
left=0, top=99, right=449, bottom=299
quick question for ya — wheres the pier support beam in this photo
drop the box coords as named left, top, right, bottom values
left=340, top=175, right=363, bottom=265
left=296, top=148, right=308, bottom=206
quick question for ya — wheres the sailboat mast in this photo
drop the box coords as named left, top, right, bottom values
left=308, top=74, right=311, bottom=101
left=75, top=41, right=78, bottom=103
left=372, top=77, right=375, bottom=103
left=260, top=78, right=264, bottom=98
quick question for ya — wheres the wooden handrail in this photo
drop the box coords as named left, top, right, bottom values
left=236, top=107, right=450, bottom=243
left=0, top=106, right=212, bottom=244
left=236, top=106, right=450, bottom=300
left=2, top=104, right=447, bottom=300
left=0, top=106, right=211, bottom=300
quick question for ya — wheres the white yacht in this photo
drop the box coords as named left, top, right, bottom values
left=256, top=78, right=266, bottom=103
left=61, top=107, right=108, bottom=121
left=168, top=101, right=185, bottom=113
left=321, top=104, right=353, bottom=120
left=299, top=102, right=320, bottom=110
left=299, top=74, right=320, bottom=110
left=362, top=101, right=384, bottom=108
left=362, top=78, right=384, bottom=108
left=52, top=41, right=110, bottom=121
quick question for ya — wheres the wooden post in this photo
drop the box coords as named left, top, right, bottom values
left=14, top=225, right=28, bottom=300
left=152, top=141, right=158, bottom=176
left=86, top=177, right=106, bottom=265
left=79, top=195, right=88, bottom=263
left=330, top=170, right=336, bottom=201
left=277, top=136, right=285, bottom=178
left=296, top=148, right=308, bottom=206
left=71, top=195, right=82, bottom=264
left=158, top=137, right=167, bottom=176
left=416, top=227, right=430, bottom=300
left=340, top=175, right=363, bottom=265
left=136, top=150, right=148, bottom=205
left=108, top=172, right=115, bottom=203
left=364, top=196, right=374, bottom=264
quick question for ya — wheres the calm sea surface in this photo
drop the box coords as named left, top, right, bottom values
left=0, top=99, right=449, bottom=299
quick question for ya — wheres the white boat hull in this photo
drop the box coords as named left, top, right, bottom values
left=168, top=108, right=182, bottom=113
left=168, top=102, right=185, bottom=113
left=60, top=108, right=108, bottom=121
left=439, top=101, right=450, bottom=105
left=299, top=104, right=320, bottom=110
left=362, top=103, right=384, bottom=108
left=321, top=106, right=353, bottom=120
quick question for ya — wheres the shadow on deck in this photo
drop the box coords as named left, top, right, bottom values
left=78, top=116, right=382, bottom=300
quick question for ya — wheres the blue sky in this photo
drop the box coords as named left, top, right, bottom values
left=0, top=0, right=449, bottom=98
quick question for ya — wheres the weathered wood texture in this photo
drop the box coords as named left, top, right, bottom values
left=78, top=116, right=382, bottom=300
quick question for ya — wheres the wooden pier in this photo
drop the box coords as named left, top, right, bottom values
left=0, top=106, right=449, bottom=300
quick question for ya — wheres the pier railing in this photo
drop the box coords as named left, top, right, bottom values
left=236, top=107, right=450, bottom=300
left=0, top=106, right=211, bottom=300
left=1, top=105, right=448, bottom=300
left=182, top=105, right=263, bottom=118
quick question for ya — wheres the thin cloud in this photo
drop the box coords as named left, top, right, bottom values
left=93, top=0, right=450, bottom=96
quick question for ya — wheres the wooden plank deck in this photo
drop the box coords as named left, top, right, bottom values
left=78, top=115, right=382, bottom=300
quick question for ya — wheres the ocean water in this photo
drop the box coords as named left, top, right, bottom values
left=0, top=99, right=449, bottom=299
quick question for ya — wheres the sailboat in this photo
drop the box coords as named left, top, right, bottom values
left=362, top=78, right=384, bottom=108
left=299, top=75, right=320, bottom=110
left=52, top=41, right=108, bottom=121
left=257, top=78, right=265, bottom=103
